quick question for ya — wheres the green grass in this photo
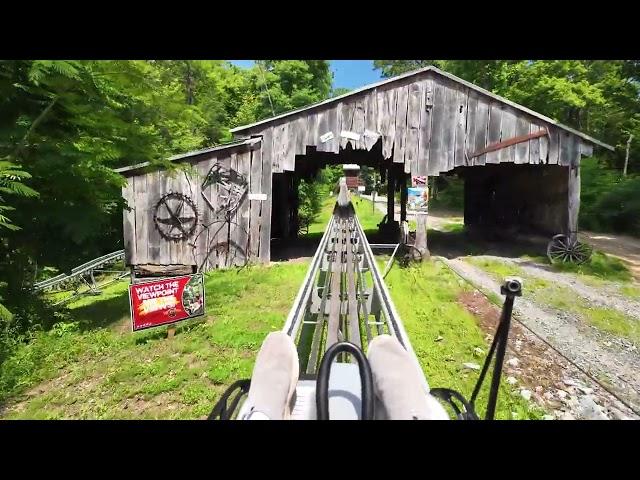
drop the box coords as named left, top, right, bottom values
left=520, top=252, right=639, bottom=300
left=1, top=196, right=543, bottom=420
left=382, top=260, right=544, bottom=420
left=467, top=257, right=640, bottom=345
left=548, top=250, right=633, bottom=283
left=0, top=262, right=308, bottom=419
left=621, top=284, right=640, bottom=299
left=352, top=196, right=384, bottom=231
left=521, top=250, right=632, bottom=283
left=540, top=289, right=640, bottom=344
left=308, top=196, right=336, bottom=235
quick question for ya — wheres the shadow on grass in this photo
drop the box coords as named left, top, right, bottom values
left=271, top=227, right=393, bottom=262
left=428, top=228, right=548, bottom=260
left=67, top=287, right=131, bottom=332
left=133, top=317, right=208, bottom=345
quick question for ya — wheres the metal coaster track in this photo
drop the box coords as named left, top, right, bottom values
left=282, top=184, right=429, bottom=391
left=33, top=250, right=128, bottom=305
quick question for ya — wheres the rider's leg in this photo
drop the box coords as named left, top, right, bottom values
left=367, top=335, right=449, bottom=420
left=241, top=331, right=299, bottom=420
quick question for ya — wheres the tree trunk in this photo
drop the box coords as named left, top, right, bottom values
left=624, top=133, right=633, bottom=177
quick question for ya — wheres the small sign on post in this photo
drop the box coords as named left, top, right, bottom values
left=408, top=176, right=429, bottom=214
left=129, top=273, right=205, bottom=332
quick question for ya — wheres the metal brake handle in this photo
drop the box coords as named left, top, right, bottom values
left=429, top=388, right=479, bottom=420
left=315, top=342, right=375, bottom=420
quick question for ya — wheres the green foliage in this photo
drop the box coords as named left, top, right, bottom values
left=374, top=60, right=442, bottom=77
left=430, top=175, right=464, bottom=211
left=237, top=61, right=332, bottom=123
left=0, top=159, right=38, bottom=231
left=330, top=87, right=352, bottom=98
left=580, top=158, right=640, bottom=236
left=298, top=178, right=323, bottom=226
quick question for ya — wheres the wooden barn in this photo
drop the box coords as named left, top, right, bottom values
left=117, top=65, right=613, bottom=276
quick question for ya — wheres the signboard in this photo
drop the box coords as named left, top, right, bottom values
left=412, top=176, right=428, bottom=187
left=129, top=273, right=205, bottom=332
left=408, top=186, right=429, bottom=213
left=408, top=176, right=429, bottom=213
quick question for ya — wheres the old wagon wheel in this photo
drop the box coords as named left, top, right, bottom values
left=398, top=244, right=422, bottom=267
left=546, top=234, right=593, bottom=265
left=211, top=241, right=249, bottom=268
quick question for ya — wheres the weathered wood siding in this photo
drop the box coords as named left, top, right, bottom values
left=236, top=71, right=594, bottom=177
left=121, top=140, right=270, bottom=271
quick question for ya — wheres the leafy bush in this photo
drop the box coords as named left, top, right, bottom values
left=430, top=175, right=464, bottom=211
left=580, top=158, right=640, bottom=236
left=298, top=178, right=323, bottom=227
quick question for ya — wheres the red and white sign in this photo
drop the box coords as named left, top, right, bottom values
left=129, top=273, right=205, bottom=332
left=412, top=176, right=428, bottom=187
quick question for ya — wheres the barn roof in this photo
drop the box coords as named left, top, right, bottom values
left=114, top=137, right=260, bottom=176
left=231, top=65, right=613, bottom=151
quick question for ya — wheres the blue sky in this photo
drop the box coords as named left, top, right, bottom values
left=229, top=60, right=382, bottom=90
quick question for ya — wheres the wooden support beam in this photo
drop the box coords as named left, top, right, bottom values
left=400, top=174, right=407, bottom=223
left=387, top=167, right=395, bottom=222
left=414, top=213, right=430, bottom=261
left=567, top=163, right=580, bottom=243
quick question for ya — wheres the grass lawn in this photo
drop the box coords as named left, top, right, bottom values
left=0, top=263, right=308, bottom=419
left=0, top=193, right=543, bottom=420
left=352, top=196, right=384, bottom=231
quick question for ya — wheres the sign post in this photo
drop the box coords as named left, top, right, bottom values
left=129, top=273, right=205, bottom=333
left=408, top=176, right=430, bottom=260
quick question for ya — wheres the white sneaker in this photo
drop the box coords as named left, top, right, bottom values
left=367, top=335, right=449, bottom=420
left=241, top=332, right=299, bottom=420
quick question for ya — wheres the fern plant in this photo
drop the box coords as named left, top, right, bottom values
left=0, top=159, right=38, bottom=231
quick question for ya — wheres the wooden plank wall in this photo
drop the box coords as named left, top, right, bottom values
left=121, top=141, right=269, bottom=271
left=241, top=71, right=594, bottom=178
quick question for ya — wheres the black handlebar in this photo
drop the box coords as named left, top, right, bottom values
left=315, top=341, right=375, bottom=420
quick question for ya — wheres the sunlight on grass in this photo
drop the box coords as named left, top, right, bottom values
left=0, top=262, right=308, bottom=419
left=352, top=196, right=384, bottom=231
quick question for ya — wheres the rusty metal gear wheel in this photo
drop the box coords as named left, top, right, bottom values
left=153, top=192, right=199, bottom=241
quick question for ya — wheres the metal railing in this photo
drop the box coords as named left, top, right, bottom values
left=33, top=250, right=128, bottom=305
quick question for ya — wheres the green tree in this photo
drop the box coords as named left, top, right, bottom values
left=331, top=87, right=352, bottom=98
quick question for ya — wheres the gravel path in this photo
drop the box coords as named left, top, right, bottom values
left=441, top=256, right=640, bottom=417
left=478, top=255, right=640, bottom=322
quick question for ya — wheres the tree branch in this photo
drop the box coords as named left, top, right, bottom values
left=16, top=95, right=58, bottom=156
